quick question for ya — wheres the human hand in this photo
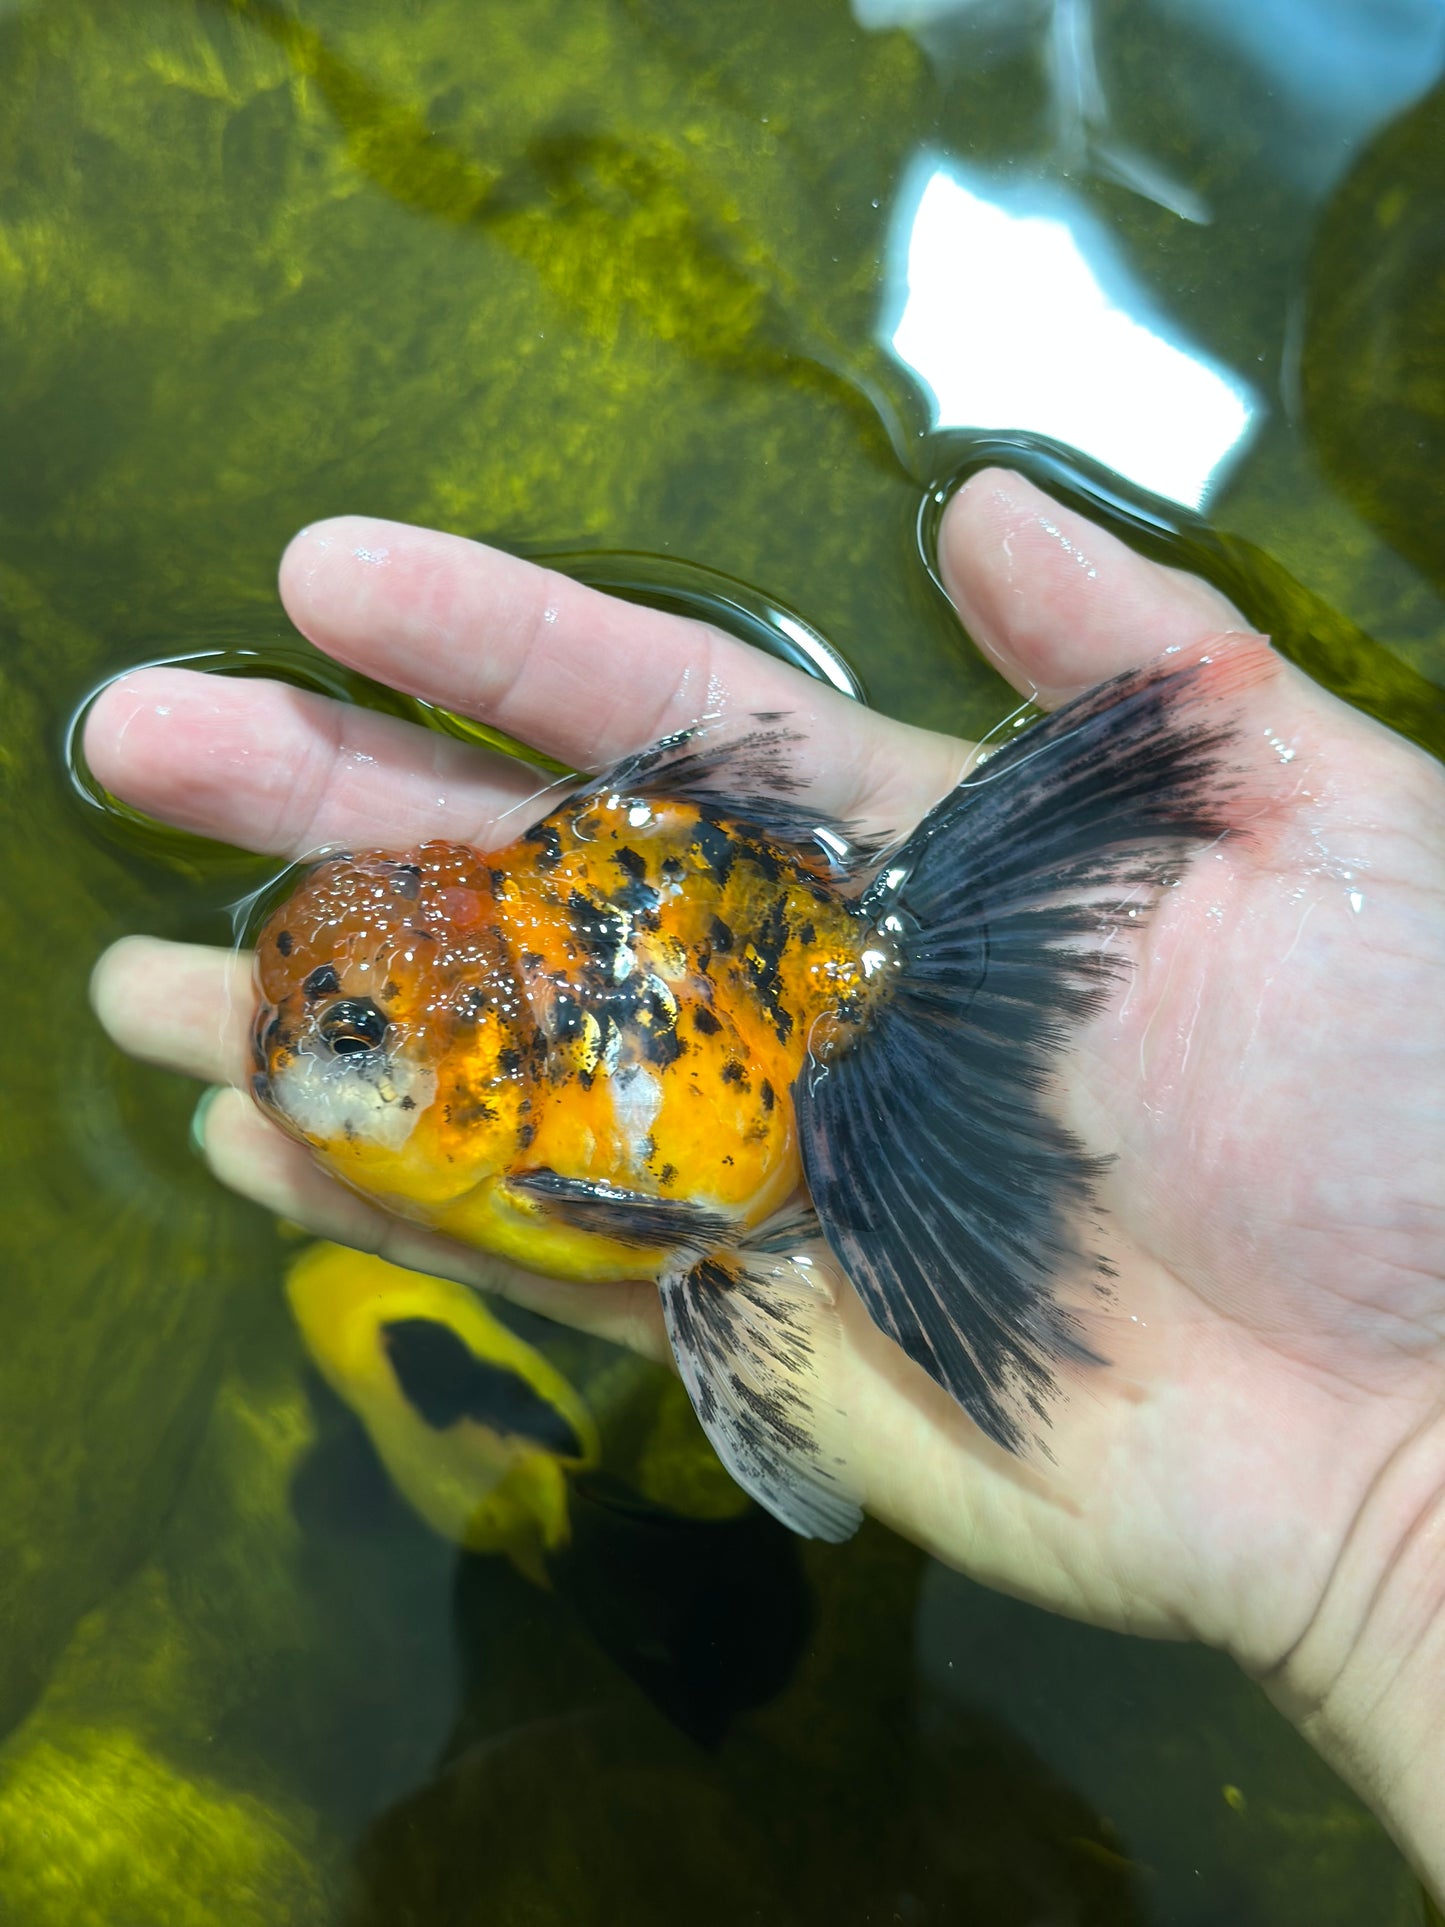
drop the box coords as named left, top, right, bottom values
left=87, top=471, right=1445, bottom=1890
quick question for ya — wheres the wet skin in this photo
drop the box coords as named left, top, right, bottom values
left=87, top=470, right=1445, bottom=1893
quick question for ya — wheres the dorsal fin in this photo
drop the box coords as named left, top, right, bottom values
left=572, top=716, right=879, bottom=881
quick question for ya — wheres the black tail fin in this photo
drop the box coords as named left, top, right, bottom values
left=795, top=639, right=1278, bottom=1450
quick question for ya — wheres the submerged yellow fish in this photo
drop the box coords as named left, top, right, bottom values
left=287, top=1240, right=597, bottom=1582
left=286, top=1240, right=814, bottom=1742
left=254, top=646, right=1271, bottom=1537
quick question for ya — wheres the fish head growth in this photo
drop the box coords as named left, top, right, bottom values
left=252, top=842, right=533, bottom=1219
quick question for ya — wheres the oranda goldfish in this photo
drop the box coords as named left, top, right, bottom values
left=254, top=642, right=1272, bottom=1538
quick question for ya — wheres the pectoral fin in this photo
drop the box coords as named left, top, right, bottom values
left=659, top=1214, right=862, bottom=1543
left=510, top=1168, right=734, bottom=1250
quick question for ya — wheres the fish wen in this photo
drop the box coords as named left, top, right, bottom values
left=252, top=639, right=1278, bottom=1540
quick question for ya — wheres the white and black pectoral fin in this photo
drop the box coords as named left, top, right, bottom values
left=659, top=1214, right=863, bottom=1544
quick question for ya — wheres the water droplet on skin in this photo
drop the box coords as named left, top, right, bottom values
left=1348, top=890, right=1364, bottom=914
left=354, top=546, right=391, bottom=566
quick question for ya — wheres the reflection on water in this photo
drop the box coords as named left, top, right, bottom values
left=1, top=0, right=1442, bottom=1920
left=1156, top=0, right=1445, bottom=192
left=855, top=0, right=1212, bottom=222
left=856, top=0, right=1445, bottom=199
left=885, top=160, right=1255, bottom=506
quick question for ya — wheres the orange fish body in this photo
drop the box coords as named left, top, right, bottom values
left=255, top=786, right=885, bottom=1283
left=252, top=650, right=1273, bottom=1539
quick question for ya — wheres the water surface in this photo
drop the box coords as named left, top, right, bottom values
left=1, top=0, right=1442, bottom=1919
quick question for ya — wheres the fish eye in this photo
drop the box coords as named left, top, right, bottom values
left=318, top=997, right=388, bottom=1056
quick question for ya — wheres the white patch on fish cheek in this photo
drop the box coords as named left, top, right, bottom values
left=272, top=1046, right=437, bottom=1152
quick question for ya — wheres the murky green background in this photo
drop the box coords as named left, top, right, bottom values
left=2, top=0, right=1442, bottom=1919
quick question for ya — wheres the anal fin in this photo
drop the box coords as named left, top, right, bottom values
left=659, top=1212, right=862, bottom=1544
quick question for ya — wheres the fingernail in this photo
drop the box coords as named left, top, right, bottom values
left=190, top=1084, right=224, bottom=1159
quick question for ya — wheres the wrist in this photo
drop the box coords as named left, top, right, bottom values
left=1262, top=1412, right=1445, bottom=1903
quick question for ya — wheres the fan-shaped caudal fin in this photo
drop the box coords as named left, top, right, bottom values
left=659, top=1211, right=862, bottom=1542
left=797, top=637, right=1281, bottom=1451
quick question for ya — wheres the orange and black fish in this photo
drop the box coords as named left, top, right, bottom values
left=251, top=641, right=1274, bottom=1537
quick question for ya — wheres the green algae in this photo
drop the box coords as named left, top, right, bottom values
left=1304, top=78, right=1445, bottom=600
left=0, top=0, right=1442, bottom=1920
left=0, top=1294, right=460, bottom=1924
left=0, top=1363, right=340, bottom=1927
left=0, top=568, right=270, bottom=1743
left=0, top=1729, right=330, bottom=1927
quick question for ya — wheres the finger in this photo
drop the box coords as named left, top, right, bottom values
left=83, top=667, right=555, bottom=860
left=938, top=469, right=1252, bottom=705
left=197, top=1085, right=671, bottom=1362
left=91, top=936, right=254, bottom=1084
left=279, top=517, right=967, bottom=834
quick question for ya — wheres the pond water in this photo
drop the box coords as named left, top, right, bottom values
left=1, top=0, right=1442, bottom=1920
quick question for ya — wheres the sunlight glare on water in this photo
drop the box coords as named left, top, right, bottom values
left=885, top=160, right=1257, bottom=508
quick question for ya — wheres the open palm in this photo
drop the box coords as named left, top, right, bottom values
left=89, top=470, right=1445, bottom=1803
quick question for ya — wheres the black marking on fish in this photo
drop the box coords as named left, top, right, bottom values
left=690, top=818, right=736, bottom=886
left=565, top=889, right=634, bottom=976
left=303, top=964, right=341, bottom=1001
left=390, top=863, right=421, bottom=901
left=759, top=1079, right=775, bottom=1113
left=609, top=874, right=662, bottom=919
left=744, top=837, right=784, bottom=885
left=692, top=1005, right=722, bottom=1036
left=512, top=1169, right=733, bottom=1251
left=742, top=896, right=794, bottom=1044
left=524, top=822, right=564, bottom=870
left=639, top=1015, right=685, bottom=1069
left=708, top=916, right=734, bottom=954
left=380, top=1317, right=585, bottom=1456
left=276, top=929, right=293, bottom=957
left=611, top=845, right=647, bottom=880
